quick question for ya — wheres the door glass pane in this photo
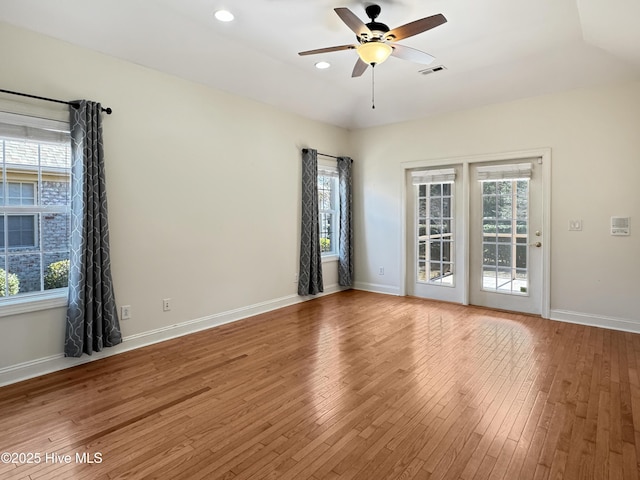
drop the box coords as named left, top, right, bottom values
left=480, top=179, right=529, bottom=295
left=416, top=181, right=454, bottom=286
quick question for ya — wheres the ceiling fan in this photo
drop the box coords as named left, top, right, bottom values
left=298, top=4, right=447, bottom=78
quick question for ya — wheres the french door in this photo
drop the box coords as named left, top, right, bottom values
left=405, top=154, right=548, bottom=316
left=468, top=160, right=543, bottom=315
left=406, top=167, right=464, bottom=304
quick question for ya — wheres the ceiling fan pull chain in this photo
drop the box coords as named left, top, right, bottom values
left=372, top=64, right=376, bottom=109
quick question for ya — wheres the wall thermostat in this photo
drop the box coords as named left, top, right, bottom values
left=611, top=216, right=630, bottom=236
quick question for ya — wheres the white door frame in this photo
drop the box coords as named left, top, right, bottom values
left=399, top=148, right=551, bottom=318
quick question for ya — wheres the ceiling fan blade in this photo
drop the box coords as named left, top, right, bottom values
left=385, top=13, right=447, bottom=42
left=390, top=44, right=435, bottom=65
left=298, top=44, right=356, bottom=56
left=334, top=7, right=372, bottom=39
left=351, top=58, right=369, bottom=77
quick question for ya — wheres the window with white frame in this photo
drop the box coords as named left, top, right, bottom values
left=0, top=112, right=71, bottom=301
left=318, top=166, right=339, bottom=257
left=412, top=168, right=456, bottom=286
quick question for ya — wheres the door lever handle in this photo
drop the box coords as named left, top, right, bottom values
left=529, top=242, right=542, bottom=247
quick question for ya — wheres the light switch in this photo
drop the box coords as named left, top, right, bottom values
left=568, top=219, right=582, bottom=231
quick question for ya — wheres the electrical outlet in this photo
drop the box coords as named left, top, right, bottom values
left=121, top=305, right=131, bottom=320
left=162, top=298, right=172, bottom=312
left=378, top=267, right=384, bottom=275
left=293, top=273, right=298, bottom=284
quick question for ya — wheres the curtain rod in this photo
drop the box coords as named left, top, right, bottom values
left=302, top=148, right=353, bottom=162
left=0, top=88, right=112, bottom=114
left=302, top=148, right=338, bottom=159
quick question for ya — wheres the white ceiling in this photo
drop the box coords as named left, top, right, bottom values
left=1, top=0, right=639, bottom=129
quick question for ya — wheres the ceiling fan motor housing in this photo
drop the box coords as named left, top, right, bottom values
left=362, top=4, right=389, bottom=40
left=365, top=21, right=389, bottom=37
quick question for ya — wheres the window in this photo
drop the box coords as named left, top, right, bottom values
left=480, top=178, right=529, bottom=294
left=0, top=112, right=71, bottom=303
left=318, top=167, right=339, bottom=257
left=412, top=168, right=456, bottom=286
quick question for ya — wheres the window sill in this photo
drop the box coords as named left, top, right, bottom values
left=0, top=290, right=68, bottom=318
left=322, top=254, right=339, bottom=263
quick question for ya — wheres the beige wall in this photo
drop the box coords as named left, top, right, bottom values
left=351, top=81, right=640, bottom=324
left=0, top=22, right=350, bottom=373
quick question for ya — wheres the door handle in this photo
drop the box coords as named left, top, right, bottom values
left=529, top=242, right=542, bottom=247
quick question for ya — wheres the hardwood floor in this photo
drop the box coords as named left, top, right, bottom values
left=1, top=290, right=639, bottom=479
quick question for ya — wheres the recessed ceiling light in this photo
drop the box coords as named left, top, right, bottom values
left=214, top=10, right=234, bottom=22
left=315, top=61, right=331, bottom=70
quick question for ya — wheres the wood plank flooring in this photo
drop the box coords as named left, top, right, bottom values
left=1, top=290, right=639, bottom=479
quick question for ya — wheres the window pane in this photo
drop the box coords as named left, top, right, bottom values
left=497, top=244, right=512, bottom=267
left=430, top=198, right=442, bottom=218
left=497, top=220, right=512, bottom=235
left=7, top=215, right=36, bottom=248
left=42, top=179, right=70, bottom=206
left=417, top=261, right=426, bottom=282
left=442, top=241, right=453, bottom=262
left=498, top=181, right=512, bottom=196
left=483, top=219, right=497, bottom=240
left=442, top=197, right=452, bottom=218
left=482, top=266, right=497, bottom=291
left=8, top=183, right=21, bottom=205
left=429, top=262, right=442, bottom=280
left=482, top=182, right=496, bottom=195
left=4, top=140, right=38, bottom=166
left=8, top=253, right=41, bottom=294
left=319, top=208, right=335, bottom=254
left=483, top=244, right=497, bottom=266
left=0, top=255, right=19, bottom=297
left=430, top=241, right=441, bottom=260
left=44, top=253, right=69, bottom=290
left=516, top=182, right=528, bottom=219
left=40, top=143, right=71, bottom=169
left=516, top=245, right=527, bottom=269
left=22, top=183, right=35, bottom=202
left=483, top=195, right=496, bottom=218
left=418, top=198, right=426, bottom=217
left=429, top=219, right=441, bottom=235
left=498, top=195, right=512, bottom=219
left=418, top=242, right=426, bottom=260
left=42, top=213, right=70, bottom=250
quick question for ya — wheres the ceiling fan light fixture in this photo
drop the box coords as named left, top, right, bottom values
left=315, top=61, right=331, bottom=69
left=356, top=41, right=392, bottom=66
left=214, top=10, right=234, bottom=22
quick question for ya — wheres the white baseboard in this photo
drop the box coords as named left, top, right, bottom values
left=353, top=281, right=401, bottom=296
left=0, top=284, right=344, bottom=387
left=550, top=309, right=640, bottom=334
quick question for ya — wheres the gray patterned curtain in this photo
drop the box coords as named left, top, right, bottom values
left=337, top=157, right=354, bottom=286
left=298, top=148, right=323, bottom=295
left=65, top=100, right=122, bottom=357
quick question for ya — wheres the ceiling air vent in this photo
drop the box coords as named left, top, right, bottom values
left=419, top=65, right=447, bottom=75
